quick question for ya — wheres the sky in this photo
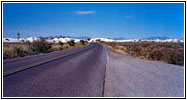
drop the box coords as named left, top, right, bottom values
left=3, top=3, right=184, bottom=39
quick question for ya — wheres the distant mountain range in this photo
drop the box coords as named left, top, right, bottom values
left=113, top=36, right=173, bottom=40
left=53, top=36, right=90, bottom=39
left=112, top=37, right=128, bottom=40
left=143, top=36, right=170, bottom=40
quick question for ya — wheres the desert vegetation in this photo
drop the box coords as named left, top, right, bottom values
left=3, top=38, right=88, bottom=60
left=101, top=41, right=184, bottom=66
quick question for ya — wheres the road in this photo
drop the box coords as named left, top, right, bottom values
left=3, top=43, right=98, bottom=72
left=3, top=43, right=184, bottom=97
left=3, top=43, right=107, bottom=97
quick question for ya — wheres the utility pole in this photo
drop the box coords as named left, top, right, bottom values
left=17, top=31, right=20, bottom=41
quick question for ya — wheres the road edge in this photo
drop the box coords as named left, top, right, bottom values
left=101, top=44, right=107, bottom=97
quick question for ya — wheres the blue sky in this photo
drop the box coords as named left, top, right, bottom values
left=3, top=3, right=184, bottom=39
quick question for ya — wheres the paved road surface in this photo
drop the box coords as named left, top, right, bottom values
left=104, top=46, right=184, bottom=97
left=3, top=43, right=107, bottom=97
left=3, top=43, right=97, bottom=72
left=3, top=43, right=184, bottom=97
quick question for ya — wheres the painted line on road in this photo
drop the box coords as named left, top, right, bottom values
left=3, top=44, right=96, bottom=77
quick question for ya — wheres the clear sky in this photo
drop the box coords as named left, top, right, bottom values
left=3, top=3, right=184, bottom=39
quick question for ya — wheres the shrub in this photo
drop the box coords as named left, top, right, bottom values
left=67, top=40, right=75, bottom=46
left=84, top=40, right=88, bottom=45
left=79, top=40, right=85, bottom=45
left=5, top=38, right=9, bottom=41
left=31, top=38, right=52, bottom=53
left=174, top=53, right=184, bottom=65
left=87, top=38, right=91, bottom=41
left=149, top=50, right=163, bottom=60
left=4, top=46, right=25, bottom=59
left=96, top=39, right=101, bottom=42
left=164, top=55, right=176, bottom=64
left=59, top=41, right=64, bottom=46
left=51, top=44, right=63, bottom=51
left=3, top=51, right=12, bottom=59
left=13, top=46, right=24, bottom=57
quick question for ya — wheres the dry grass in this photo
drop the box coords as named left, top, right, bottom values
left=3, top=43, right=28, bottom=51
left=100, top=41, right=184, bottom=66
left=3, top=40, right=88, bottom=60
left=3, top=43, right=31, bottom=59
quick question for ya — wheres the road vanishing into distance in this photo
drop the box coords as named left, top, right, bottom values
left=3, top=43, right=184, bottom=97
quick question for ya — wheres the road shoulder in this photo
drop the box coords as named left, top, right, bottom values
left=104, top=46, right=184, bottom=97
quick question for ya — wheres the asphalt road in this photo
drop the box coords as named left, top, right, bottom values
left=104, top=46, right=184, bottom=97
left=3, top=43, right=107, bottom=97
left=3, top=43, right=184, bottom=97
left=3, top=43, right=97, bottom=72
